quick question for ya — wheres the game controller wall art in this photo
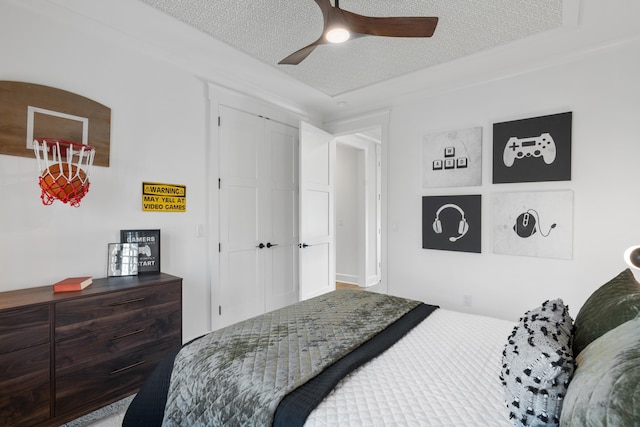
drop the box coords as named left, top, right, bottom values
left=422, top=195, right=481, bottom=253
left=423, top=126, right=482, bottom=188
left=493, top=112, right=572, bottom=184
left=492, top=191, right=573, bottom=260
left=120, top=229, right=161, bottom=273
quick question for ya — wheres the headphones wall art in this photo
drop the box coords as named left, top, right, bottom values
left=423, top=195, right=481, bottom=253
left=433, top=204, right=469, bottom=242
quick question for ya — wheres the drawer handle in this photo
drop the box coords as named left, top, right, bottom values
left=110, top=360, right=145, bottom=375
left=110, top=297, right=145, bottom=306
left=111, top=328, right=145, bottom=341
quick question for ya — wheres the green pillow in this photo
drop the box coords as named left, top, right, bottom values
left=560, top=316, right=640, bottom=426
left=573, top=269, right=640, bottom=356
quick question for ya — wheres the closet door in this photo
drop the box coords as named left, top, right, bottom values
left=218, top=106, right=265, bottom=326
left=264, top=119, right=299, bottom=311
left=218, top=106, right=299, bottom=327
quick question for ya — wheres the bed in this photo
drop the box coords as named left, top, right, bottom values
left=123, top=269, right=640, bottom=426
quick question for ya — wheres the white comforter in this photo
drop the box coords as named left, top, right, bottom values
left=305, top=309, right=515, bottom=426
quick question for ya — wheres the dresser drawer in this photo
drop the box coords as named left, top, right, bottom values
left=0, top=305, right=50, bottom=354
left=55, top=308, right=181, bottom=372
left=0, top=343, right=50, bottom=425
left=55, top=282, right=181, bottom=340
left=55, top=338, right=177, bottom=415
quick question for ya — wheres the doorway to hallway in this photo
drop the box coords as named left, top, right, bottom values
left=335, top=128, right=381, bottom=289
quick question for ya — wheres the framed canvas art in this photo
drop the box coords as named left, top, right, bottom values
left=422, top=194, right=481, bottom=253
left=492, top=190, right=573, bottom=259
left=493, top=112, right=572, bottom=183
left=423, top=126, right=482, bottom=188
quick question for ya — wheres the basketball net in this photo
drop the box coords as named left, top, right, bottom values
left=33, top=138, right=95, bottom=207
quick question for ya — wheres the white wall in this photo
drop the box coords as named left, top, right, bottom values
left=0, top=1, right=210, bottom=342
left=385, top=38, right=640, bottom=321
left=335, top=145, right=359, bottom=284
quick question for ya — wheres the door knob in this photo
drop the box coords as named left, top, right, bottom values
left=266, top=242, right=278, bottom=248
left=298, top=243, right=309, bottom=248
left=256, top=243, right=265, bottom=249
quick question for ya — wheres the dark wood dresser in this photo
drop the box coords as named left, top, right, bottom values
left=0, top=273, right=182, bottom=426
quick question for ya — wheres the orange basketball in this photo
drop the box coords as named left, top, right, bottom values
left=40, top=163, right=88, bottom=202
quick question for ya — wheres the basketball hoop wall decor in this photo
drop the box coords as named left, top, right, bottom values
left=0, top=81, right=110, bottom=206
left=33, top=138, right=95, bottom=207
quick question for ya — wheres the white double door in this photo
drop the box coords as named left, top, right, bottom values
left=218, top=105, right=300, bottom=327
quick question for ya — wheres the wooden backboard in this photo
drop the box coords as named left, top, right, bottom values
left=0, top=81, right=110, bottom=167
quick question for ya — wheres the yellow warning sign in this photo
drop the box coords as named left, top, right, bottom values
left=142, top=182, right=186, bottom=212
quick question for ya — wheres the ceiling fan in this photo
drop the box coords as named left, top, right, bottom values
left=279, top=0, right=439, bottom=65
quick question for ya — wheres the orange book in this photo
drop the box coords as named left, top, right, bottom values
left=53, top=276, right=93, bottom=292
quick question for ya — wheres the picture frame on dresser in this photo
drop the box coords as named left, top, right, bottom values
left=120, top=229, right=161, bottom=273
left=107, top=242, right=139, bottom=277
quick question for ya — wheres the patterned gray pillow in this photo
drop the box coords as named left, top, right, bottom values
left=500, top=299, right=575, bottom=426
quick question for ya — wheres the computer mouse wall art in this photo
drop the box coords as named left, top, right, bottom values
left=513, top=209, right=556, bottom=238
left=492, top=190, right=573, bottom=260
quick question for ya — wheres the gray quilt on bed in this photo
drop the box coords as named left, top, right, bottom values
left=161, top=290, right=422, bottom=426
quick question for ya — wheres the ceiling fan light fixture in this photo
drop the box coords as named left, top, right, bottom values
left=326, top=27, right=350, bottom=43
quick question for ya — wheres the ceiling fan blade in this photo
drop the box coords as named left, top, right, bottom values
left=342, top=11, right=438, bottom=38
left=279, top=0, right=332, bottom=65
left=278, top=38, right=326, bottom=65
left=313, top=0, right=333, bottom=23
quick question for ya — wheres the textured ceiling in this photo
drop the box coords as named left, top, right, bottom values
left=138, top=0, right=563, bottom=97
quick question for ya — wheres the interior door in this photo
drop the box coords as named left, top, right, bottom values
left=264, top=119, right=299, bottom=311
left=218, top=105, right=265, bottom=326
left=299, top=122, right=335, bottom=300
